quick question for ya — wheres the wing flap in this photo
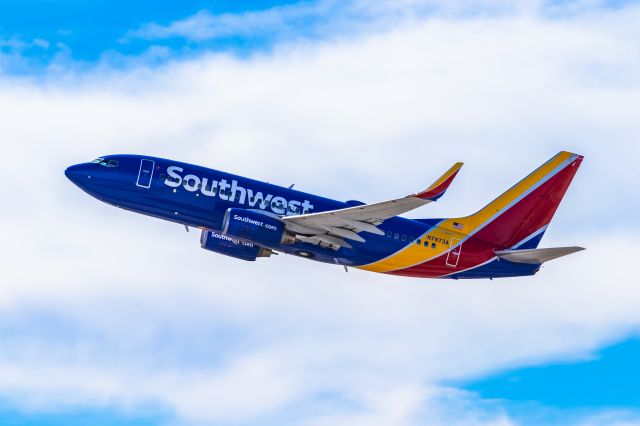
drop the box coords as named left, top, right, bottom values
left=298, top=234, right=353, bottom=249
left=281, top=161, right=463, bottom=250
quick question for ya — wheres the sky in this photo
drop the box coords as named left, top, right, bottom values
left=1, top=0, right=640, bottom=425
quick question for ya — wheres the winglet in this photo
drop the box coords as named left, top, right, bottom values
left=415, top=162, right=463, bottom=201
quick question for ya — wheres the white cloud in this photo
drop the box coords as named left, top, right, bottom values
left=577, top=410, right=640, bottom=426
left=1, top=1, right=640, bottom=425
left=125, top=0, right=635, bottom=46
left=123, top=0, right=520, bottom=43
left=129, top=7, right=304, bottom=42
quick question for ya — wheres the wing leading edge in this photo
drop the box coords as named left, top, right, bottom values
left=282, top=162, right=463, bottom=250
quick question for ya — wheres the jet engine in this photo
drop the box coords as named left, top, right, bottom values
left=200, top=230, right=273, bottom=261
left=221, top=208, right=296, bottom=247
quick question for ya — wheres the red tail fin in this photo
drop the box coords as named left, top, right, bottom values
left=445, top=151, right=583, bottom=249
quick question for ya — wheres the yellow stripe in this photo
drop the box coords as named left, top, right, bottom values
left=358, top=151, right=573, bottom=273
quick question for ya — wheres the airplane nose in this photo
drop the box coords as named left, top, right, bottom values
left=65, top=164, right=87, bottom=186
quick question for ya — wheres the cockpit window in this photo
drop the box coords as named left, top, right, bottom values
left=90, top=158, right=119, bottom=168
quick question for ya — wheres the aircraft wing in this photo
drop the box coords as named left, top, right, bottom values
left=281, top=162, right=463, bottom=250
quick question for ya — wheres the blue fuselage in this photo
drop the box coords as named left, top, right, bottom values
left=65, top=154, right=439, bottom=267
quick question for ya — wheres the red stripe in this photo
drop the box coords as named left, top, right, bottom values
left=390, top=157, right=582, bottom=278
left=473, top=157, right=581, bottom=248
left=416, top=170, right=460, bottom=200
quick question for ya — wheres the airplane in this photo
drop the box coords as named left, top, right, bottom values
left=65, top=151, right=584, bottom=279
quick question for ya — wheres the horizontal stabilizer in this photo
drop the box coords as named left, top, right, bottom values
left=495, top=247, right=585, bottom=264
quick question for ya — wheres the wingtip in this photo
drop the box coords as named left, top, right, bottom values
left=415, top=161, right=463, bottom=201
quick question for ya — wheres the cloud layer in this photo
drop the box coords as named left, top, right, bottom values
left=1, top=1, right=640, bottom=424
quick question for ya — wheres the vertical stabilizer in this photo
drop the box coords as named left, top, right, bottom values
left=447, top=151, right=583, bottom=249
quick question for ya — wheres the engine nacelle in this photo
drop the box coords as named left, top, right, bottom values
left=221, top=208, right=296, bottom=247
left=200, top=230, right=273, bottom=261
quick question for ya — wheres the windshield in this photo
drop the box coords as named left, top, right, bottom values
left=90, top=158, right=119, bottom=168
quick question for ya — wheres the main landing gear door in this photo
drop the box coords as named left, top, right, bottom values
left=136, top=159, right=155, bottom=188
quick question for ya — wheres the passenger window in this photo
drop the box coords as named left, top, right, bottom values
left=416, top=239, right=421, bottom=245
left=424, top=241, right=428, bottom=247
left=431, top=243, right=436, bottom=248
left=107, top=160, right=118, bottom=167
left=159, top=174, right=166, bottom=180
left=394, top=233, right=399, bottom=240
left=401, top=235, right=407, bottom=242
left=386, top=231, right=392, bottom=238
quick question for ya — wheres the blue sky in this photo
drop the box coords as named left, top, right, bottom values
left=0, top=0, right=349, bottom=73
left=0, top=406, right=165, bottom=426
left=1, top=1, right=640, bottom=425
left=466, top=337, right=640, bottom=409
left=4, top=0, right=632, bottom=74
left=464, top=337, right=640, bottom=425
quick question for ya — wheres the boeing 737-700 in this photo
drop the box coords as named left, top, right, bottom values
left=65, top=151, right=584, bottom=278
